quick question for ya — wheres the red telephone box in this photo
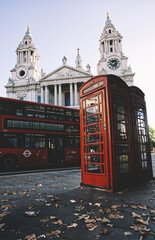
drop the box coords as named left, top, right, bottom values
left=130, top=86, right=152, bottom=182
left=80, top=75, right=152, bottom=191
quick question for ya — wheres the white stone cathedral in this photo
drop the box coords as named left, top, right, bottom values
left=5, top=13, right=134, bottom=107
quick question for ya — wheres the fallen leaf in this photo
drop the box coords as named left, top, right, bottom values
left=136, top=218, right=149, bottom=226
left=108, top=214, right=124, bottom=219
left=53, top=219, right=63, bottom=225
left=111, top=205, right=121, bottom=209
left=28, top=204, right=35, bottom=210
left=46, top=230, right=61, bottom=237
left=75, top=206, right=85, bottom=211
left=0, top=223, right=5, bottom=229
left=25, top=233, right=37, bottom=240
left=70, top=200, right=76, bottom=203
left=94, top=203, right=101, bottom=207
left=85, top=219, right=96, bottom=223
left=102, top=217, right=110, bottom=223
left=40, top=217, right=50, bottom=223
left=0, top=200, right=8, bottom=203
left=25, top=211, right=39, bottom=217
left=132, top=212, right=142, bottom=219
left=107, top=224, right=113, bottom=227
left=47, top=195, right=54, bottom=198
left=99, top=229, right=109, bottom=235
left=130, top=225, right=150, bottom=233
left=50, top=216, right=57, bottom=220
left=55, top=204, right=59, bottom=208
left=67, top=223, right=78, bottom=228
left=36, top=184, right=43, bottom=187
left=86, top=223, right=97, bottom=231
left=45, top=203, right=51, bottom=207
left=124, top=232, right=132, bottom=236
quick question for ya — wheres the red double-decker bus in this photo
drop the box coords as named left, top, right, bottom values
left=0, top=97, right=80, bottom=171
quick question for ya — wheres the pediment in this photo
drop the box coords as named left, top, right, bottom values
left=41, top=65, right=92, bottom=82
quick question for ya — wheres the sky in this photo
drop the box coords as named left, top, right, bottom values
left=0, top=0, right=155, bottom=129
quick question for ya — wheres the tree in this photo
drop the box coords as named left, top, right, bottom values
left=148, top=125, right=155, bottom=151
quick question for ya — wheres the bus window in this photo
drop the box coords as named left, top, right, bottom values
left=25, top=134, right=45, bottom=148
left=3, top=133, right=18, bottom=148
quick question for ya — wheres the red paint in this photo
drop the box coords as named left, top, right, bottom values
left=80, top=75, right=152, bottom=191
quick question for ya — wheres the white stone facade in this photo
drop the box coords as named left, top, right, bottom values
left=97, top=13, right=134, bottom=86
left=5, top=14, right=134, bottom=106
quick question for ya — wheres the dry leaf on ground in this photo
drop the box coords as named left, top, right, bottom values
left=86, top=223, right=97, bottom=231
left=46, top=230, right=61, bottom=237
left=67, top=223, right=78, bottom=228
left=25, top=233, right=37, bottom=240
left=124, top=232, right=132, bottom=236
left=0, top=223, right=5, bottom=229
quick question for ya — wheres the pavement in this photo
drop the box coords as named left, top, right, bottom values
left=0, top=169, right=155, bottom=240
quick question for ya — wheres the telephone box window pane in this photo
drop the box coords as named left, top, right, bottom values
left=87, top=134, right=100, bottom=143
left=86, top=105, right=98, bottom=116
left=87, top=124, right=99, bottom=134
left=119, top=154, right=128, bottom=162
left=120, top=163, right=129, bottom=173
left=86, top=95, right=98, bottom=107
left=87, top=144, right=100, bottom=153
left=88, top=164, right=101, bottom=173
left=84, top=155, right=86, bottom=162
left=142, top=161, right=148, bottom=168
left=102, top=165, right=104, bottom=174
left=116, top=105, right=125, bottom=115
left=140, top=144, right=146, bottom=152
left=116, top=95, right=127, bottom=105
left=117, top=113, right=125, bottom=124
left=86, top=114, right=99, bottom=125
left=83, top=101, right=85, bottom=108
left=117, top=123, right=126, bottom=133
left=87, top=154, right=100, bottom=163
left=117, top=144, right=128, bottom=152
left=118, top=133, right=127, bottom=141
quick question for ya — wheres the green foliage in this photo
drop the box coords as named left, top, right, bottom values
left=149, top=125, right=155, bottom=151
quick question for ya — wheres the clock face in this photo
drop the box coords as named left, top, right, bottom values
left=108, top=58, right=120, bottom=69
left=17, top=68, right=27, bottom=79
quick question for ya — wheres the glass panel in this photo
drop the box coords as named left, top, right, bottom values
left=119, top=154, right=128, bottom=162
left=116, top=105, right=125, bottom=115
left=83, top=100, right=85, bottom=108
left=86, top=124, right=99, bottom=134
left=117, top=123, right=126, bottom=133
left=87, top=154, right=100, bottom=163
left=87, top=134, right=100, bottom=143
left=86, top=95, right=98, bottom=107
left=120, top=163, right=129, bottom=173
left=115, top=95, right=127, bottom=105
left=117, top=144, right=128, bottom=152
left=87, top=144, right=100, bottom=153
left=117, top=113, right=125, bottom=123
left=87, top=164, right=101, bottom=173
left=86, top=105, right=98, bottom=116
left=86, top=114, right=99, bottom=125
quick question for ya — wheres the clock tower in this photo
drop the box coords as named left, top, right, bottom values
left=6, top=26, right=42, bottom=100
left=97, top=13, right=134, bottom=86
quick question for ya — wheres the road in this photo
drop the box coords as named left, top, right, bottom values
left=0, top=169, right=155, bottom=240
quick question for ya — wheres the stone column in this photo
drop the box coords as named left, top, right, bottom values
left=45, top=85, right=49, bottom=104
left=74, top=82, right=78, bottom=106
left=54, top=84, right=57, bottom=105
left=70, top=83, right=73, bottom=106
left=59, top=84, right=62, bottom=106
left=41, top=86, right=44, bottom=103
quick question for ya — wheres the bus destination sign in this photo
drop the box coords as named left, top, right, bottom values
left=83, top=81, right=104, bottom=94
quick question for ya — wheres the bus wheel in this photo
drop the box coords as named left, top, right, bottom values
left=2, top=156, right=17, bottom=171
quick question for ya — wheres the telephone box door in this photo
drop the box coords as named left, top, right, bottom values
left=81, top=89, right=111, bottom=190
